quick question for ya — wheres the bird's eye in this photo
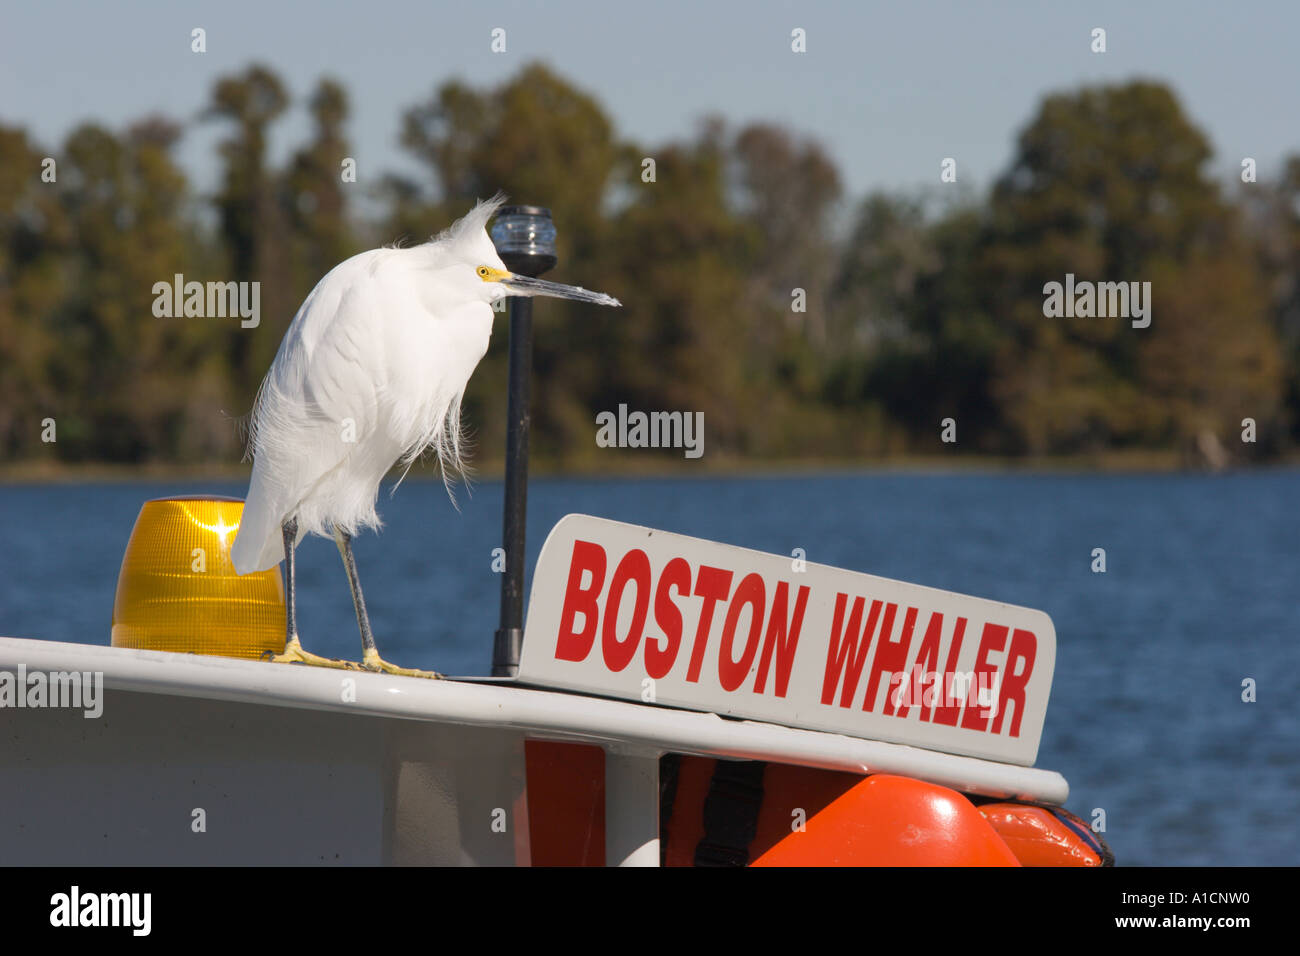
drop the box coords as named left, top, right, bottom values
left=477, top=267, right=489, bottom=277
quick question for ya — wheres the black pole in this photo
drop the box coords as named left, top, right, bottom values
left=492, top=294, right=532, bottom=677
left=491, top=206, right=556, bottom=678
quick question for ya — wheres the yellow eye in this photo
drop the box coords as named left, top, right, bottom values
left=477, top=267, right=489, bottom=277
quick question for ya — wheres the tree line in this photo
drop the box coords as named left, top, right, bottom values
left=2, top=64, right=1297, bottom=469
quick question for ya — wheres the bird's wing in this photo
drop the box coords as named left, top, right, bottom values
left=233, top=252, right=391, bottom=572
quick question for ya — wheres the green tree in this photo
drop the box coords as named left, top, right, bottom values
left=396, top=63, right=624, bottom=463
left=725, top=123, right=846, bottom=454
left=206, top=65, right=293, bottom=401
left=598, top=127, right=753, bottom=457
left=980, top=81, right=1283, bottom=455
left=0, top=126, right=67, bottom=459
left=831, top=196, right=999, bottom=453
left=1250, top=154, right=1300, bottom=446
left=41, top=119, right=223, bottom=461
left=284, top=78, right=357, bottom=292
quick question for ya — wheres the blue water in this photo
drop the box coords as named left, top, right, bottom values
left=2, top=471, right=1297, bottom=865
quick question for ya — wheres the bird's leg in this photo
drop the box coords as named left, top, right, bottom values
left=283, top=516, right=299, bottom=647
left=333, top=526, right=442, bottom=679
left=263, top=517, right=362, bottom=671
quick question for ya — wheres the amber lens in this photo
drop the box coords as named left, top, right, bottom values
left=111, top=497, right=285, bottom=660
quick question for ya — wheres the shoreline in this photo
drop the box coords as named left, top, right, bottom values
left=2, top=450, right=1296, bottom=485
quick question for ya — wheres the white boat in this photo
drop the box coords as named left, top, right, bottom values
left=0, top=508, right=1107, bottom=867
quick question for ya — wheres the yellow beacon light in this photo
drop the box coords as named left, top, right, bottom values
left=111, top=496, right=285, bottom=660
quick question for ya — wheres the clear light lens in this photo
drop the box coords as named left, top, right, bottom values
left=491, top=208, right=557, bottom=259
left=111, top=497, right=285, bottom=660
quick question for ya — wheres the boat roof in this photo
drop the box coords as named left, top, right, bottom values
left=0, top=636, right=1068, bottom=804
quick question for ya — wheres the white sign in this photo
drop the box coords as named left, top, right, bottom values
left=519, top=515, right=1056, bottom=766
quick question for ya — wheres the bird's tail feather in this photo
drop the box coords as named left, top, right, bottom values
left=231, top=470, right=286, bottom=574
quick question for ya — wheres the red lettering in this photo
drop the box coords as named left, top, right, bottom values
left=601, top=549, right=651, bottom=672
left=555, top=540, right=607, bottom=662
left=961, top=623, right=1008, bottom=732
left=991, top=628, right=1036, bottom=737
left=898, top=611, right=943, bottom=720
left=686, top=565, right=733, bottom=683
left=863, top=604, right=907, bottom=714
left=718, top=573, right=766, bottom=691
left=820, top=595, right=882, bottom=707
left=645, top=556, right=691, bottom=679
left=754, top=582, right=810, bottom=698
left=931, top=617, right=968, bottom=725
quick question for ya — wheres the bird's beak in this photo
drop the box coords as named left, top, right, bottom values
left=503, top=274, right=621, bottom=307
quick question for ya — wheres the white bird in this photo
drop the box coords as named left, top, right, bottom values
left=231, top=195, right=620, bottom=677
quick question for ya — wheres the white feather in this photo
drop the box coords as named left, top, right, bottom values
left=232, top=196, right=508, bottom=574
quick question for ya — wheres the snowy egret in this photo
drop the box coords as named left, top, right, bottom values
left=230, top=195, right=620, bottom=677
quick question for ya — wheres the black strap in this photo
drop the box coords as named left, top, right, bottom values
left=1050, top=805, right=1117, bottom=867
left=694, top=760, right=767, bottom=867
left=658, top=753, right=682, bottom=867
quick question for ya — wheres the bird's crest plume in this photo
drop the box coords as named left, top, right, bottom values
left=432, top=192, right=508, bottom=246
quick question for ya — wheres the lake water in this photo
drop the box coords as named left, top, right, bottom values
left=1, top=470, right=1296, bottom=866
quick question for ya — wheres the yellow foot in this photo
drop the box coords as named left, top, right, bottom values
left=361, top=648, right=443, bottom=680
left=263, top=636, right=364, bottom=671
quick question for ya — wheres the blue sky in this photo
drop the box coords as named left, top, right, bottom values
left=3, top=0, right=1297, bottom=209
